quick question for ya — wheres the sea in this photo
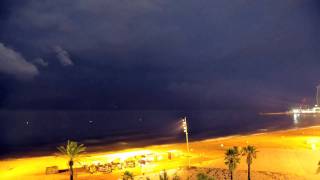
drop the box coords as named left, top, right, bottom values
left=1, top=110, right=320, bottom=156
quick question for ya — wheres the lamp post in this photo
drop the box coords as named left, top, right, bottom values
left=182, top=117, right=190, bottom=168
left=182, top=117, right=190, bottom=153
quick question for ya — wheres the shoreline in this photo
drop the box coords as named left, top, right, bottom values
left=2, top=124, right=320, bottom=160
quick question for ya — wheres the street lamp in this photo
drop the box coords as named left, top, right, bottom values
left=182, top=117, right=190, bottom=153
left=182, top=117, right=190, bottom=168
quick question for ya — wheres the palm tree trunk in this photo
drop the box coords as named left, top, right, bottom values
left=69, top=160, right=74, bottom=180
left=248, top=164, right=251, bottom=180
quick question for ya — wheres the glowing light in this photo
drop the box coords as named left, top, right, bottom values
left=306, top=138, right=320, bottom=151
left=293, top=113, right=300, bottom=124
left=292, top=109, right=301, bottom=114
left=291, top=106, right=320, bottom=114
left=99, top=150, right=153, bottom=161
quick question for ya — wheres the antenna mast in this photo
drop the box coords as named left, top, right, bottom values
left=317, top=85, right=320, bottom=106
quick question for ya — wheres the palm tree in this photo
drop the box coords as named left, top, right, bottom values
left=224, top=146, right=240, bottom=180
left=241, top=145, right=257, bottom=180
left=57, top=140, right=86, bottom=180
left=122, top=170, right=134, bottom=180
left=172, top=172, right=181, bottom=180
left=317, top=161, right=320, bottom=174
left=159, top=169, right=169, bottom=180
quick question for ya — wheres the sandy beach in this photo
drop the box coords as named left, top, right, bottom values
left=1, top=126, right=320, bottom=180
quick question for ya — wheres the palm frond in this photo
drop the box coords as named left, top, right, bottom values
left=224, top=146, right=240, bottom=172
left=57, top=140, right=86, bottom=160
left=57, top=146, right=67, bottom=154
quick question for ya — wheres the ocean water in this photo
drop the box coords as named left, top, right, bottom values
left=1, top=110, right=320, bottom=155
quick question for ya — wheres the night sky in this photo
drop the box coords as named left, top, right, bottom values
left=1, top=0, right=320, bottom=111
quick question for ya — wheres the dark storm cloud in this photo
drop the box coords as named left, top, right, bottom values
left=0, top=0, right=320, bottom=110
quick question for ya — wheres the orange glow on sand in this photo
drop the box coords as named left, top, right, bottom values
left=1, top=127, right=320, bottom=179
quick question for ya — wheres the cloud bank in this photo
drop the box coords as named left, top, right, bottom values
left=0, top=0, right=319, bottom=109
left=0, top=43, right=39, bottom=80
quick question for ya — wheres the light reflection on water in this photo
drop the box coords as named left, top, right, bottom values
left=293, top=113, right=300, bottom=125
left=290, top=113, right=320, bottom=128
